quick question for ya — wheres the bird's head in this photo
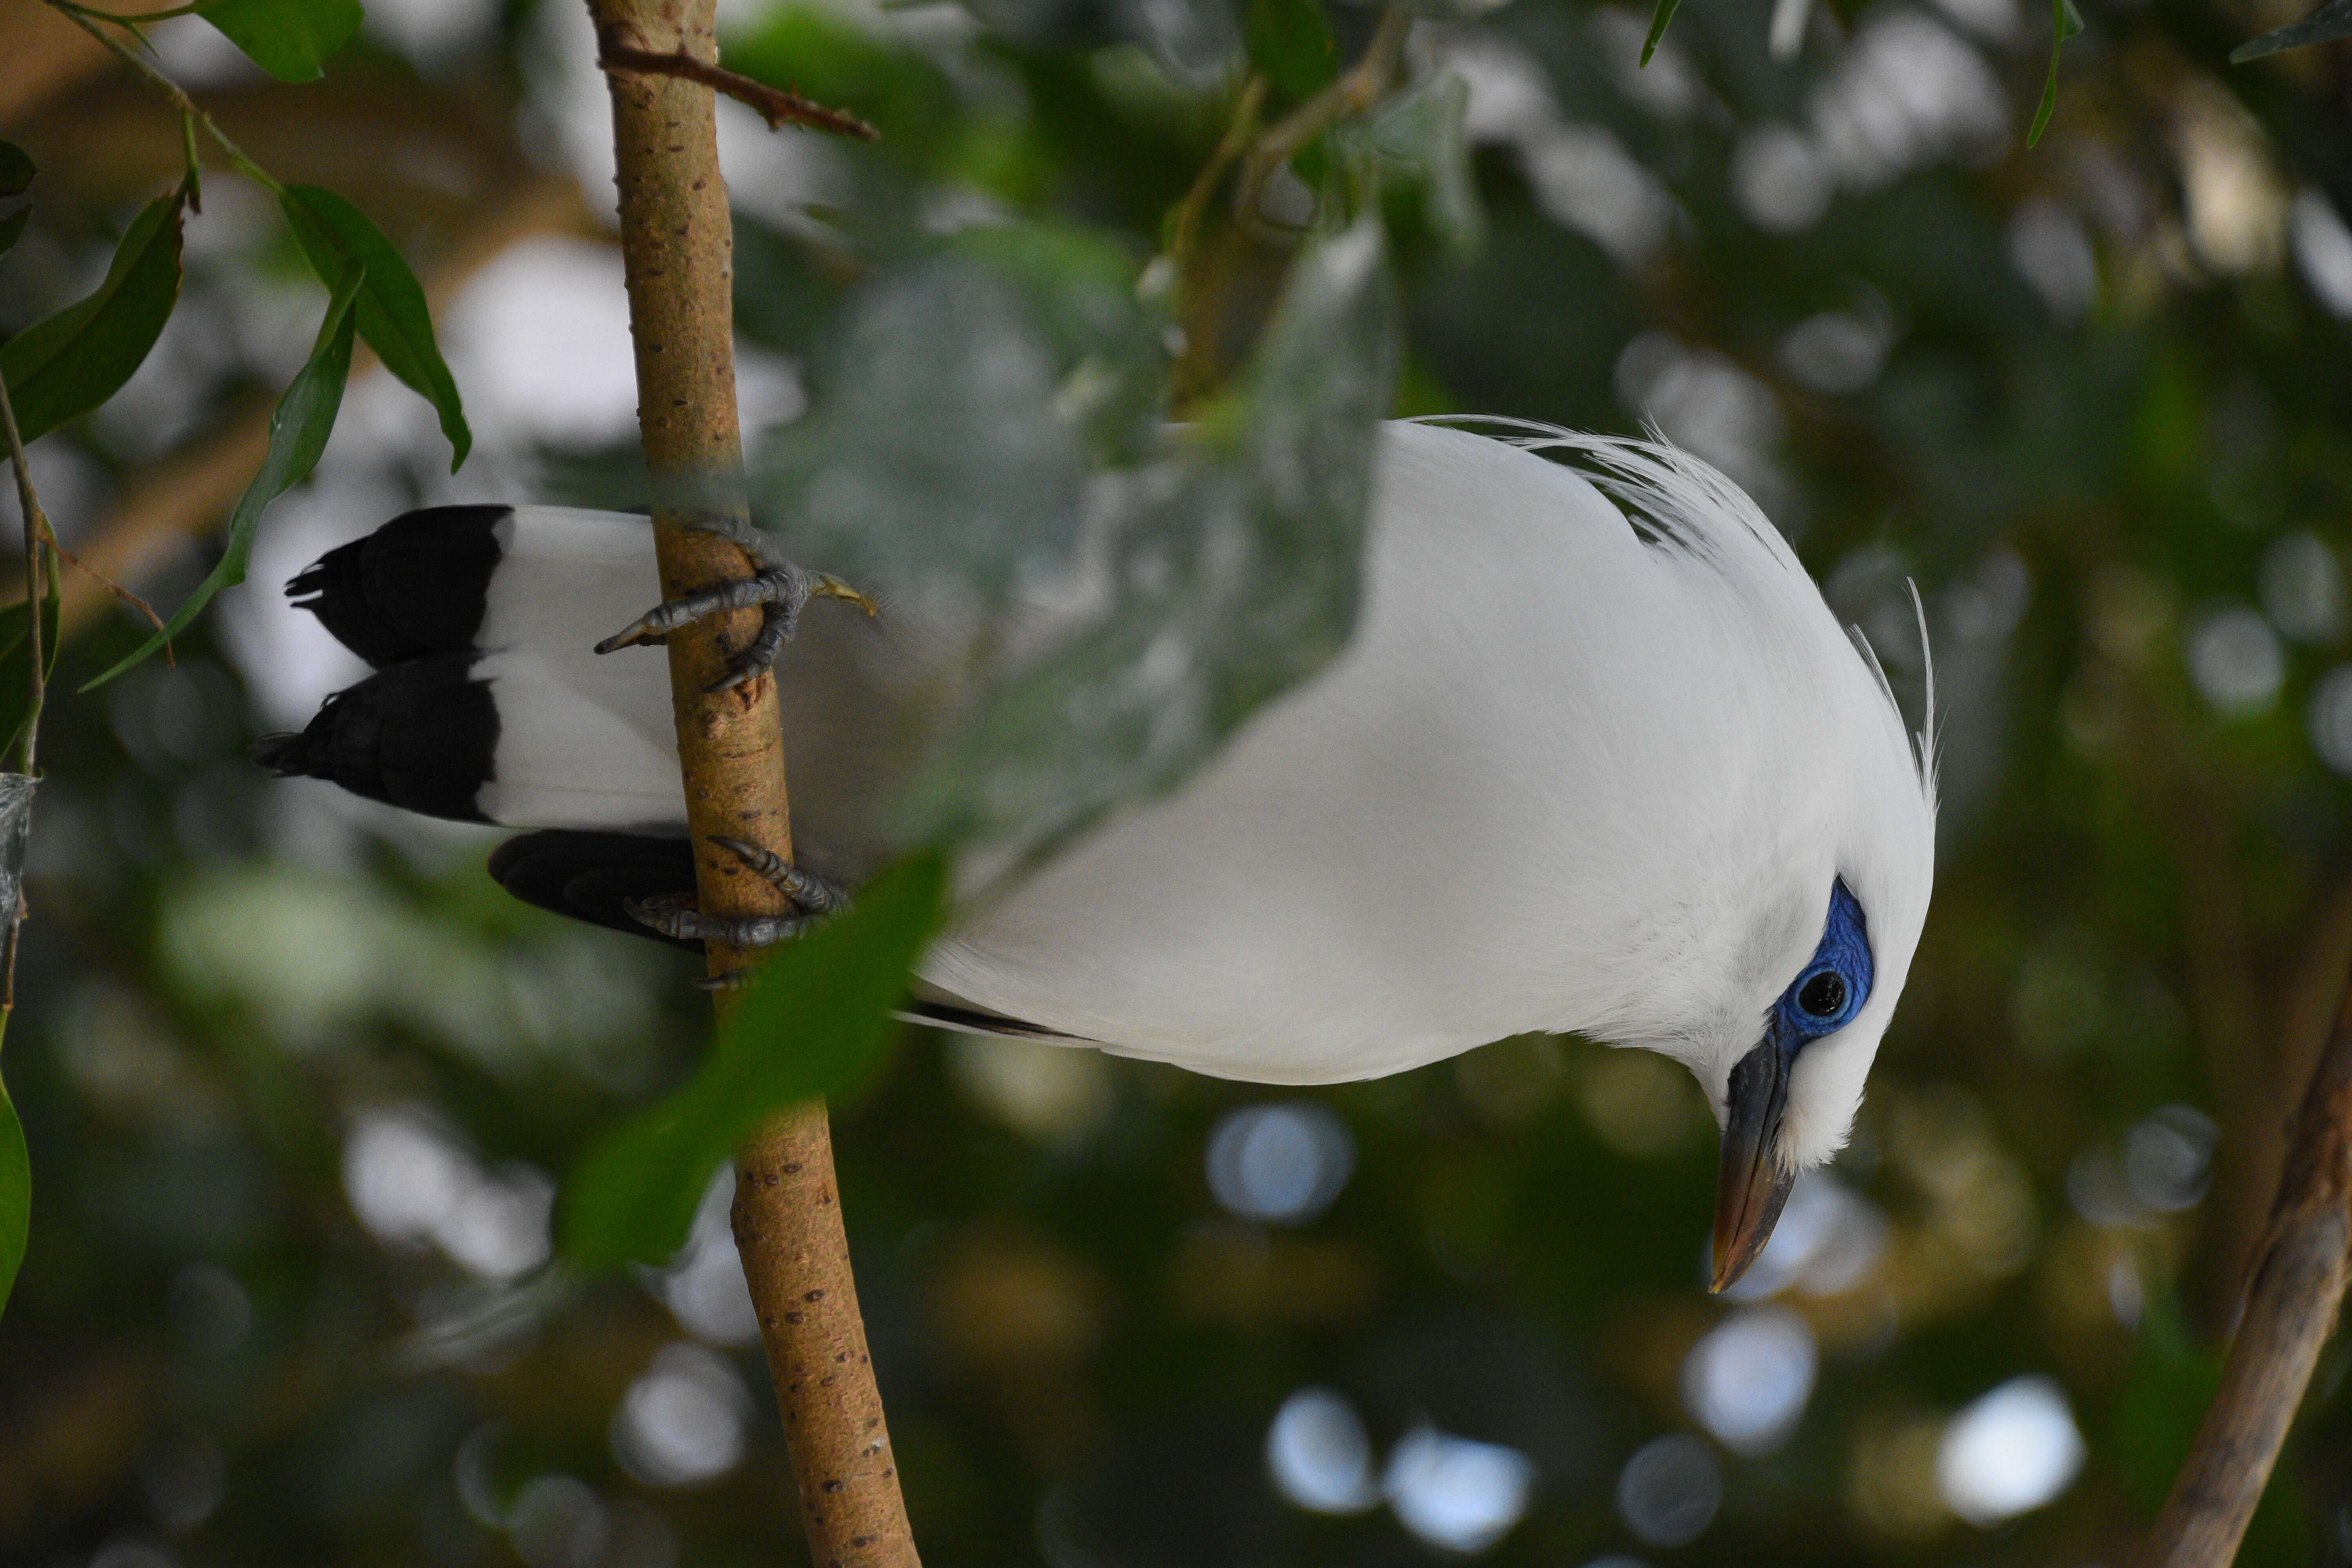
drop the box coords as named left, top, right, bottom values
left=1459, top=423, right=1939, bottom=1293
left=1699, top=617, right=1937, bottom=1294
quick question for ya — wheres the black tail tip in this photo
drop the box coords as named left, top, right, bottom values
left=251, top=730, right=311, bottom=777
left=284, top=560, right=328, bottom=604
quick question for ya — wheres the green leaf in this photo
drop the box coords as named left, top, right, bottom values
left=281, top=185, right=471, bottom=470
left=1246, top=0, right=1336, bottom=101
left=1339, top=71, right=1483, bottom=255
left=196, top=0, right=363, bottom=82
left=2029, top=0, right=2085, bottom=147
left=0, top=566, right=60, bottom=762
left=559, top=852, right=946, bottom=1269
left=755, top=257, right=1096, bottom=597
left=900, top=215, right=1398, bottom=873
left=0, top=1075, right=26, bottom=1322
left=2232, top=0, right=2352, bottom=59
left=942, top=223, right=1170, bottom=465
left=83, top=262, right=363, bottom=690
left=0, top=770, right=32, bottom=1321
left=0, top=187, right=186, bottom=446
left=1641, top=0, right=1684, bottom=65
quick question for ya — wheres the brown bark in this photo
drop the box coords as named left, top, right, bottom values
left=587, top=0, right=918, bottom=1562
left=2134, top=955, right=2352, bottom=1568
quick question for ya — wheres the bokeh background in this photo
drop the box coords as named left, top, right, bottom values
left=5, top=0, right=2352, bottom=1559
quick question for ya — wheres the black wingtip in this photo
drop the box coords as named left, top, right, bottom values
left=488, top=830, right=701, bottom=948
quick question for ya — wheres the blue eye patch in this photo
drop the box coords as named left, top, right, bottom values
left=1775, top=878, right=1873, bottom=1046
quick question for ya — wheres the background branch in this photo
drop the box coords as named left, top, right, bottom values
left=2134, top=946, right=2352, bottom=1567
left=586, top=0, right=918, bottom=1561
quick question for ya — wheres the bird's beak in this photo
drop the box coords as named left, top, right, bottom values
left=1711, top=1033, right=1797, bottom=1293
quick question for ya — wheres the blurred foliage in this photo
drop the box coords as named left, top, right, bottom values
left=5, top=0, right=2352, bottom=1560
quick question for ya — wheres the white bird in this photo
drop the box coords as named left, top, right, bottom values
left=257, top=418, right=1937, bottom=1288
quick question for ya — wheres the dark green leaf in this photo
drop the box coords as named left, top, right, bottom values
left=943, top=223, right=1169, bottom=465
left=2232, top=0, right=2352, bottom=59
left=0, top=187, right=186, bottom=446
left=196, top=0, right=363, bottom=82
left=559, top=852, right=946, bottom=1269
left=1245, top=0, right=1336, bottom=101
left=0, top=1076, right=25, bottom=1323
left=84, top=263, right=363, bottom=690
left=1339, top=71, right=1483, bottom=255
left=0, top=565, right=60, bottom=761
left=281, top=185, right=471, bottom=469
left=900, top=216, right=1397, bottom=873
left=755, top=258, right=1094, bottom=596
left=0, top=770, right=31, bottom=1321
left=1641, top=0, right=1684, bottom=65
left=2029, top=0, right=2085, bottom=147
left=0, top=142, right=32, bottom=197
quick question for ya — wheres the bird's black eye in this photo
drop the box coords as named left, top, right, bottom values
left=1797, top=970, right=1847, bottom=1019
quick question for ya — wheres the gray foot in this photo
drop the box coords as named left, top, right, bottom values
left=626, top=835, right=854, bottom=979
left=593, top=515, right=874, bottom=693
left=624, top=893, right=811, bottom=948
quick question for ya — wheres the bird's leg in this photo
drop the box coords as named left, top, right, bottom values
left=593, top=512, right=875, bottom=693
left=624, top=834, right=855, bottom=987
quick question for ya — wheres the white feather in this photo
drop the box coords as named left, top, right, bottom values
left=404, top=422, right=1938, bottom=1167
left=929, top=421, right=1935, bottom=1169
left=474, top=508, right=682, bottom=831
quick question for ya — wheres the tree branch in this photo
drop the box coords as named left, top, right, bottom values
left=585, top=1, right=918, bottom=1562
left=597, top=39, right=877, bottom=140
left=2134, top=946, right=2352, bottom=1567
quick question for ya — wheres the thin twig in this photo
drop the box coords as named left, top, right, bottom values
left=45, top=532, right=163, bottom=634
left=1237, top=3, right=1410, bottom=219
left=0, top=372, right=47, bottom=779
left=44, top=0, right=287, bottom=191
left=52, top=0, right=209, bottom=21
left=1166, top=73, right=1267, bottom=275
left=2133, top=943, right=2352, bottom=1567
left=598, top=40, right=878, bottom=140
left=0, top=340, right=48, bottom=1025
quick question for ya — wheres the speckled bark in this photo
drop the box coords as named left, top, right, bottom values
left=587, top=1, right=918, bottom=1560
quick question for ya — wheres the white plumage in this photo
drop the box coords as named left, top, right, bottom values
left=923, top=421, right=1933, bottom=1163
left=267, top=417, right=1937, bottom=1281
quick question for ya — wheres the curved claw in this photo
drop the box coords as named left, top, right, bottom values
left=597, top=569, right=798, bottom=659
left=702, top=599, right=795, bottom=693
left=598, top=560, right=877, bottom=695
left=811, top=573, right=879, bottom=618
left=708, top=835, right=850, bottom=913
